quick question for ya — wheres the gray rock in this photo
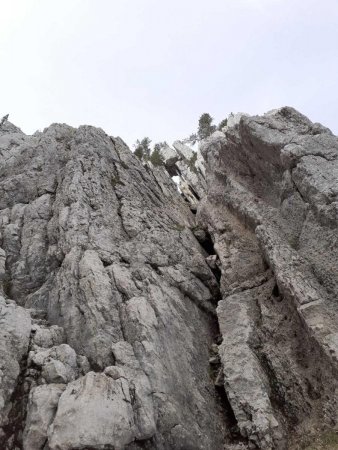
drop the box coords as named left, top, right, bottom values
left=157, top=140, right=207, bottom=206
left=29, top=344, right=78, bottom=384
left=111, top=340, right=156, bottom=440
left=31, top=324, right=65, bottom=348
left=217, top=284, right=282, bottom=449
left=2, top=107, right=338, bottom=449
left=23, top=384, right=65, bottom=450
left=157, top=143, right=179, bottom=169
left=0, top=248, right=6, bottom=281
left=76, top=355, right=90, bottom=375
left=225, top=112, right=249, bottom=129
left=0, top=121, right=225, bottom=449
left=0, top=295, right=31, bottom=435
left=200, top=106, right=338, bottom=448
left=48, top=372, right=139, bottom=450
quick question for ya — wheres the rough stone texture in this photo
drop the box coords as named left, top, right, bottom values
left=30, top=323, right=65, bottom=349
left=48, top=371, right=139, bottom=450
left=1, top=107, right=338, bottom=449
left=0, top=296, right=31, bottom=440
left=217, top=282, right=283, bottom=449
left=29, top=344, right=79, bottom=384
left=23, top=384, right=65, bottom=450
left=158, top=140, right=206, bottom=207
left=0, top=121, right=225, bottom=449
left=199, top=106, right=338, bottom=449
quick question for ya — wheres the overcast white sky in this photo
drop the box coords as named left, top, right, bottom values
left=1, top=0, right=337, bottom=148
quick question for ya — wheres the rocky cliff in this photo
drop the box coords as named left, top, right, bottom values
left=0, top=107, right=338, bottom=449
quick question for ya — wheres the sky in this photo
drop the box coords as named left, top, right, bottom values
left=0, top=0, right=338, bottom=148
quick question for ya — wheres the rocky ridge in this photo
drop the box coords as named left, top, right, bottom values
left=0, top=107, right=337, bottom=449
left=155, top=140, right=207, bottom=211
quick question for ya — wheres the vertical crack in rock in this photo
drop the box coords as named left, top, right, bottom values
left=199, top=106, right=338, bottom=449
left=1, top=107, right=338, bottom=449
left=1, top=344, right=30, bottom=449
left=0, top=121, right=227, bottom=449
left=0, top=295, right=31, bottom=449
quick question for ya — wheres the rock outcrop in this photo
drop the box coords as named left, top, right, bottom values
left=158, top=141, right=206, bottom=209
left=0, top=120, right=225, bottom=449
left=0, top=107, right=338, bottom=449
left=198, top=106, right=338, bottom=449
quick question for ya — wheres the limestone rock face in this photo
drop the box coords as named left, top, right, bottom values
left=0, top=122, right=224, bottom=449
left=199, top=106, right=338, bottom=449
left=158, top=140, right=207, bottom=208
left=1, top=108, right=338, bottom=449
left=23, top=384, right=65, bottom=450
left=0, top=296, right=31, bottom=439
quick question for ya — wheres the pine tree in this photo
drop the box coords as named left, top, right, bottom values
left=198, top=113, right=216, bottom=140
left=150, top=148, right=165, bottom=166
left=134, top=146, right=144, bottom=160
left=134, top=137, right=152, bottom=160
left=218, top=118, right=228, bottom=130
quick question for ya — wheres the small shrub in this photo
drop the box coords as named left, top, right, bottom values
left=218, top=118, right=228, bottom=130
left=150, top=148, right=165, bottom=167
left=198, top=113, right=216, bottom=140
left=134, top=146, right=144, bottom=160
left=134, top=137, right=151, bottom=161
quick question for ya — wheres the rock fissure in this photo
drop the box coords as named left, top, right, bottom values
left=1, top=108, right=338, bottom=449
left=0, top=344, right=31, bottom=449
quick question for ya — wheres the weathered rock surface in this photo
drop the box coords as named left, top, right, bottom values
left=158, top=140, right=206, bottom=208
left=0, top=121, right=225, bottom=449
left=0, top=296, right=31, bottom=442
left=23, top=384, right=65, bottom=450
left=1, top=107, right=338, bottom=449
left=199, top=106, right=338, bottom=448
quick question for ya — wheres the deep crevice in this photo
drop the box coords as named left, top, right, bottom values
left=215, top=385, right=244, bottom=442
left=272, top=283, right=280, bottom=298
left=212, top=265, right=222, bottom=284
left=190, top=205, right=197, bottom=215
left=196, top=229, right=215, bottom=255
left=147, top=262, right=162, bottom=276
left=208, top=316, right=246, bottom=447
left=189, top=184, right=200, bottom=201
left=101, top=259, right=111, bottom=268
left=0, top=345, right=31, bottom=449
